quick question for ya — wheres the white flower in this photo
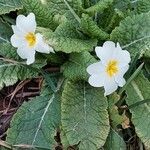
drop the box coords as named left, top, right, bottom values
left=87, top=41, right=131, bottom=96
left=11, top=13, right=54, bottom=65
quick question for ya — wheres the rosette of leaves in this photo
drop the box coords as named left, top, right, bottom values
left=0, top=0, right=150, bottom=150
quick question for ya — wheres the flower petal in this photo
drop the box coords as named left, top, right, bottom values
left=115, top=77, right=126, bottom=87
left=17, top=46, right=35, bottom=64
left=115, top=65, right=129, bottom=87
left=11, top=34, right=25, bottom=47
left=115, top=43, right=131, bottom=66
left=87, top=62, right=104, bottom=75
left=95, top=41, right=116, bottom=64
left=35, top=33, right=54, bottom=53
left=118, top=65, right=129, bottom=76
left=88, top=74, right=105, bottom=87
left=26, top=53, right=35, bottom=65
left=16, top=13, right=36, bottom=33
left=11, top=25, right=25, bottom=37
left=104, top=77, right=118, bottom=96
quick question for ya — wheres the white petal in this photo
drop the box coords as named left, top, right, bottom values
left=104, top=77, right=118, bottom=96
left=12, top=25, right=25, bottom=37
left=115, top=65, right=129, bottom=87
left=17, top=46, right=35, bottom=63
left=115, top=77, right=126, bottom=87
left=115, top=43, right=131, bottom=66
left=87, top=62, right=104, bottom=75
left=11, top=34, right=26, bottom=48
left=118, top=65, right=129, bottom=76
left=26, top=53, right=35, bottom=65
left=16, top=13, right=36, bottom=33
left=35, top=33, right=54, bottom=53
left=88, top=74, right=105, bottom=87
left=95, top=41, right=116, bottom=64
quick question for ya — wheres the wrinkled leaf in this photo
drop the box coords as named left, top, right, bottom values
left=85, top=0, right=113, bottom=16
left=126, top=73, right=150, bottom=148
left=111, top=12, right=150, bottom=58
left=80, top=14, right=109, bottom=40
left=0, top=18, right=12, bottom=43
left=0, top=43, right=46, bottom=89
left=45, top=22, right=97, bottom=53
left=7, top=79, right=63, bottom=149
left=136, top=0, right=150, bottom=14
left=61, top=81, right=110, bottom=149
left=0, top=0, right=22, bottom=15
left=104, top=129, right=126, bottom=149
left=62, top=52, right=96, bottom=81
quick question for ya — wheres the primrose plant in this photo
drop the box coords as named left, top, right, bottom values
left=0, top=0, right=149, bottom=150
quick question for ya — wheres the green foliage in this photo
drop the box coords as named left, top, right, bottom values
left=104, top=129, right=126, bottom=149
left=126, top=73, right=150, bottom=148
left=0, top=43, right=46, bottom=89
left=107, top=93, right=127, bottom=128
left=62, top=52, right=96, bottom=81
left=2, top=0, right=150, bottom=149
left=47, top=0, right=83, bottom=15
left=7, top=79, right=63, bottom=149
left=0, top=0, right=22, bottom=15
left=84, top=0, right=113, bottom=16
left=80, top=14, right=109, bottom=40
left=111, top=12, right=150, bottom=58
left=45, top=21, right=97, bottom=53
left=0, top=18, right=12, bottom=43
left=136, top=0, right=150, bottom=14
left=61, top=80, right=110, bottom=149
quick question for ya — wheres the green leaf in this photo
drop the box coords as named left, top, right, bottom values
left=80, top=14, right=109, bottom=40
left=126, top=73, right=150, bottom=148
left=61, top=81, right=110, bottom=149
left=110, top=12, right=150, bottom=58
left=21, top=0, right=56, bottom=29
left=107, top=93, right=126, bottom=128
left=6, top=79, right=63, bottom=149
left=45, top=22, right=97, bottom=53
left=136, top=0, right=150, bottom=14
left=104, top=129, right=126, bottom=149
left=0, top=18, right=12, bottom=43
left=46, top=0, right=82, bottom=16
left=0, top=43, right=46, bottom=89
left=0, top=0, right=22, bottom=15
left=61, top=52, right=96, bottom=81
left=84, top=0, right=113, bottom=16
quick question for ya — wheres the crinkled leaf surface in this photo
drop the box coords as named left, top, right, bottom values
left=0, top=19, right=12, bottom=43
left=111, top=12, right=150, bottom=58
left=62, top=52, right=96, bottom=81
left=126, top=73, right=150, bottom=148
left=7, top=79, right=63, bottom=149
left=61, top=81, right=110, bottom=149
left=45, top=22, right=97, bottom=53
left=104, top=128, right=126, bottom=150
left=47, top=0, right=82, bottom=15
left=136, top=0, right=150, bottom=14
left=0, top=0, right=22, bottom=15
left=0, top=43, right=46, bottom=89
left=85, top=0, right=113, bottom=16
left=80, top=14, right=109, bottom=40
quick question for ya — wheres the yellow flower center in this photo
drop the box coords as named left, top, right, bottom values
left=106, top=60, right=118, bottom=77
left=25, top=32, right=36, bottom=47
